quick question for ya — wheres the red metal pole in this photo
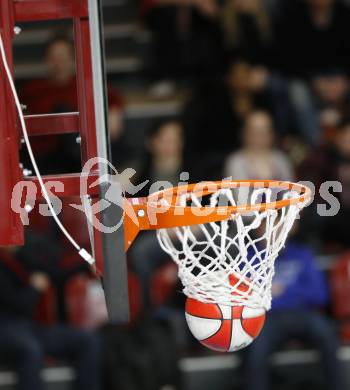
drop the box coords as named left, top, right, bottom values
left=73, top=15, right=104, bottom=272
left=0, top=0, right=24, bottom=246
left=73, top=17, right=98, bottom=165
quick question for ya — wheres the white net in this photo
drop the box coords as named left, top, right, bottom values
left=156, top=185, right=305, bottom=311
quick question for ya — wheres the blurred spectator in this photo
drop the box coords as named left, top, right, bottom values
left=20, top=33, right=125, bottom=173
left=224, top=111, right=294, bottom=180
left=141, top=0, right=223, bottom=91
left=137, top=118, right=185, bottom=194
left=301, top=120, right=350, bottom=249
left=291, top=69, right=350, bottom=145
left=314, top=70, right=350, bottom=142
left=221, top=0, right=273, bottom=65
left=0, top=233, right=101, bottom=390
left=183, top=58, right=292, bottom=180
left=131, top=119, right=186, bottom=305
left=275, top=0, right=350, bottom=78
left=246, top=231, right=343, bottom=390
left=182, top=58, right=253, bottom=180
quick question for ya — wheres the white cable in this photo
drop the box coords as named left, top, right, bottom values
left=0, top=33, right=94, bottom=265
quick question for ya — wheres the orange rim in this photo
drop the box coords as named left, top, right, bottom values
left=147, top=180, right=311, bottom=214
left=123, top=180, right=312, bottom=250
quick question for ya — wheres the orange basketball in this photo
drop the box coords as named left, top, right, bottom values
left=185, top=275, right=266, bottom=352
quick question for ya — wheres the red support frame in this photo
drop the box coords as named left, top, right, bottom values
left=0, top=0, right=136, bottom=323
left=25, top=113, right=79, bottom=136
left=73, top=15, right=104, bottom=271
left=0, top=0, right=102, bottom=269
left=0, top=0, right=24, bottom=246
left=14, top=0, right=88, bottom=22
left=26, top=172, right=100, bottom=198
left=73, top=17, right=98, bottom=168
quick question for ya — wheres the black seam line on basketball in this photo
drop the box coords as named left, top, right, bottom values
left=218, top=305, right=223, bottom=318
left=198, top=305, right=226, bottom=343
left=188, top=304, right=226, bottom=321
left=186, top=314, right=225, bottom=320
left=228, top=308, right=234, bottom=351
left=201, top=318, right=227, bottom=342
left=240, top=310, right=248, bottom=337
left=240, top=312, right=255, bottom=338
left=239, top=305, right=250, bottom=336
left=242, top=314, right=261, bottom=339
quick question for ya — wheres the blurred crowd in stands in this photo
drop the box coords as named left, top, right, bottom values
left=2, top=0, right=350, bottom=389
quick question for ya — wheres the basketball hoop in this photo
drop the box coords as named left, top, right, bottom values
left=144, top=180, right=312, bottom=311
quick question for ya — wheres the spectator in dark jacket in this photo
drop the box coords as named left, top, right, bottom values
left=290, top=68, right=350, bottom=146
left=136, top=118, right=186, bottom=196
left=275, top=0, right=350, bottom=78
left=141, top=0, right=223, bottom=85
left=221, top=0, right=273, bottom=66
left=183, top=58, right=292, bottom=180
left=300, top=119, right=350, bottom=249
left=0, top=234, right=101, bottom=390
left=246, top=234, right=343, bottom=390
left=131, top=119, right=186, bottom=306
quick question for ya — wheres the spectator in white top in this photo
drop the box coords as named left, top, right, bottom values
left=224, top=110, right=294, bottom=181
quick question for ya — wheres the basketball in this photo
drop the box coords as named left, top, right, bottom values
left=185, top=274, right=265, bottom=352
left=185, top=297, right=266, bottom=352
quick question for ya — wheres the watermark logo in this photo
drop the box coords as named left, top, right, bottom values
left=10, top=158, right=343, bottom=234
left=70, top=157, right=148, bottom=233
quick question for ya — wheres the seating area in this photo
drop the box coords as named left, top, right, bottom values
left=3, top=0, right=350, bottom=389
left=1, top=344, right=350, bottom=390
left=0, top=250, right=349, bottom=389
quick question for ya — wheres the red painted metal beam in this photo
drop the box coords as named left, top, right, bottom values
left=25, top=172, right=100, bottom=199
left=73, top=16, right=104, bottom=272
left=25, top=112, right=79, bottom=136
left=14, top=0, right=88, bottom=22
left=73, top=17, right=98, bottom=165
left=0, top=0, right=24, bottom=246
